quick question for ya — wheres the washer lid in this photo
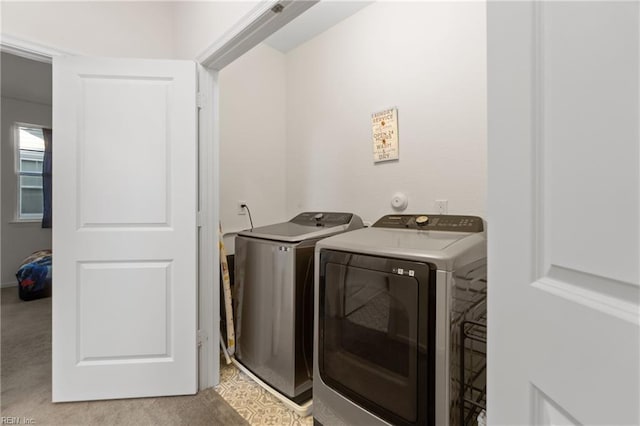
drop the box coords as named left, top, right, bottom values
left=317, top=226, right=486, bottom=271
left=238, top=212, right=360, bottom=243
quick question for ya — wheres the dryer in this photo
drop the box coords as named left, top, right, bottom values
left=235, top=212, right=363, bottom=403
left=313, top=214, right=487, bottom=426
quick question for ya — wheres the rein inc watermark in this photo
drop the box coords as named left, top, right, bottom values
left=1, top=417, right=35, bottom=425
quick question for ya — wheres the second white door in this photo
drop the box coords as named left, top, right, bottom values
left=488, top=2, right=639, bottom=424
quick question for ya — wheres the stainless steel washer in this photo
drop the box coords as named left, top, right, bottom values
left=313, top=214, right=487, bottom=425
left=235, top=212, right=364, bottom=403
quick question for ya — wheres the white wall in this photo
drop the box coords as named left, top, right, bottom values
left=219, top=43, right=287, bottom=245
left=285, top=2, right=487, bottom=223
left=1, top=97, right=53, bottom=286
left=219, top=2, right=487, bottom=233
left=1, top=52, right=52, bottom=104
left=1, top=1, right=176, bottom=58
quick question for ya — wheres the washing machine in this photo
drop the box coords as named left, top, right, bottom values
left=235, top=212, right=364, bottom=403
left=313, top=214, right=487, bottom=426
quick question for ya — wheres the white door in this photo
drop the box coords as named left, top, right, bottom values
left=52, top=57, right=197, bottom=401
left=488, top=1, right=639, bottom=424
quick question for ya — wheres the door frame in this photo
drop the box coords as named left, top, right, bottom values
left=191, top=0, right=319, bottom=388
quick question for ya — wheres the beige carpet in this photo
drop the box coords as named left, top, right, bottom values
left=0, top=287, right=248, bottom=425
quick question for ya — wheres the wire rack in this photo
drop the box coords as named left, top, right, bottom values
left=449, top=271, right=487, bottom=426
left=459, top=314, right=487, bottom=425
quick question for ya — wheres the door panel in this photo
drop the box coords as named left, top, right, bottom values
left=543, top=3, right=639, bottom=284
left=53, top=57, right=197, bottom=401
left=79, top=76, right=171, bottom=227
left=488, top=1, right=639, bottom=424
left=78, top=261, right=171, bottom=361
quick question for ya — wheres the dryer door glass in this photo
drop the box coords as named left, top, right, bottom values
left=319, top=251, right=434, bottom=426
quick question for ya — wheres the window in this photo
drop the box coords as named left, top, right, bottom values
left=17, top=125, right=45, bottom=220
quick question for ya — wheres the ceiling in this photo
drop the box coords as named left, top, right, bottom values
left=263, top=1, right=373, bottom=53
left=1, top=52, right=52, bottom=105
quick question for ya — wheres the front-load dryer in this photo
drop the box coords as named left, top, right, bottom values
left=235, top=212, right=364, bottom=404
left=313, top=214, right=487, bottom=426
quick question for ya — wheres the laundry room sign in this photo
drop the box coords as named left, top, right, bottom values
left=371, top=107, right=399, bottom=163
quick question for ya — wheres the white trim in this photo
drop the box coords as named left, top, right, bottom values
left=16, top=214, right=45, bottom=222
left=1, top=95, right=51, bottom=107
left=8, top=220, right=42, bottom=225
left=531, top=0, right=547, bottom=281
left=534, top=272, right=640, bottom=326
left=0, top=33, right=75, bottom=63
left=531, top=384, right=582, bottom=426
left=197, top=0, right=318, bottom=70
left=197, top=65, right=219, bottom=390
left=1, top=282, right=17, bottom=289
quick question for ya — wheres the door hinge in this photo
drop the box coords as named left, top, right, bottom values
left=197, top=329, right=207, bottom=347
left=196, top=92, right=204, bottom=109
left=197, top=211, right=203, bottom=228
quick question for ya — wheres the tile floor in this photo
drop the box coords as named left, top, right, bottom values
left=216, top=361, right=313, bottom=426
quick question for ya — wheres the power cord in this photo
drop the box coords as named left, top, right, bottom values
left=241, top=203, right=254, bottom=229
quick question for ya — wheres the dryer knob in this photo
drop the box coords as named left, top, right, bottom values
left=415, top=215, right=429, bottom=226
left=314, top=213, right=324, bottom=221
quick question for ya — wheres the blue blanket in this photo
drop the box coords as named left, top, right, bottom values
left=16, top=250, right=52, bottom=301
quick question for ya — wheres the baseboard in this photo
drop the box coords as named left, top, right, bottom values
left=1, top=281, right=17, bottom=289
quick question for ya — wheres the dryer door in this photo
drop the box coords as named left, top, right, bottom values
left=318, top=250, right=435, bottom=426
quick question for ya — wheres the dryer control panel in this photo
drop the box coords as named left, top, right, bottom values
left=373, top=214, right=484, bottom=232
left=291, top=212, right=354, bottom=227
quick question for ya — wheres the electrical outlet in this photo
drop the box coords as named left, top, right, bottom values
left=237, top=200, right=247, bottom=215
left=435, top=199, right=448, bottom=215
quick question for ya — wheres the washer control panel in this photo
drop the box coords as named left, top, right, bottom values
left=373, top=214, right=484, bottom=232
left=291, top=212, right=354, bottom=227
